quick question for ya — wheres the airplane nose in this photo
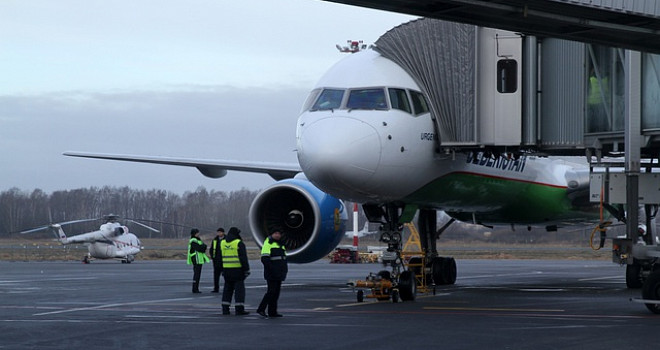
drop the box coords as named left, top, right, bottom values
left=297, top=116, right=381, bottom=194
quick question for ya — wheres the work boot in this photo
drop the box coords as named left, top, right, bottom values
left=235, top=305, right=250, bottom=316
left=222, top=306, right=230, bottom=315
left=192, top=283, right=201, bottom=294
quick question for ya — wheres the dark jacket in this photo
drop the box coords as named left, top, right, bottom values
left=261, top=236, right=288, bottom=281
left=209, top=235, right=224, bottom=263
left=221, top=231, right=250, bottom=280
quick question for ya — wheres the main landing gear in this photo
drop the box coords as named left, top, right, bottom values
left=349, top=205, right=456, bottom=303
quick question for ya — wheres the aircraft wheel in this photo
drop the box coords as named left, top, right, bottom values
left=432, top=257, right=457, bottom=285
left=431, top=257, right=445, bottom=285
left=357, top=289, right=364, bottom=303
left=642, top=270, right=660, bottom=314
left=443, top=257, right=457, bottom=285
left=398, top=271, right=416, bottom=301
left=626, top=260, right=644, bottom=289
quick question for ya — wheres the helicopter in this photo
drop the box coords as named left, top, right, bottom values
left=20, top=214, right=159, bottom=263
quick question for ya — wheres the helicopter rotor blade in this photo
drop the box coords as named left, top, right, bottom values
left=127, top=219, right=160, bottom=233
left=20, top=218, right=97, bottom=234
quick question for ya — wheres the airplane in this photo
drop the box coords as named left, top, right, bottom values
left=345, top=222, right=378, bottom=238
left=20, top=214, right=157, bottom=263
left=63, top=45, right=598, bottom=294
left=64, top=20, right=624, bottom=304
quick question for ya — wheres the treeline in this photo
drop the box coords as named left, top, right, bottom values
left=0, top=186, right=259, bottom=239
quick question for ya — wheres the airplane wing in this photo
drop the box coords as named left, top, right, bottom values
left=63, top=151, right=302, bottom=181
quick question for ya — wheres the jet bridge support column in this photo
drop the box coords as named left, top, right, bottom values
left=620, top=51, right=660, bottom=314
left=624, top=50, right=641, bottom=255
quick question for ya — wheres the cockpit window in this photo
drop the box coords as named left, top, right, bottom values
left=347, top=88, right=387, bottom=110
left=389, top=88, right=411, bottom=114
left=311, top=89, right=344, bottom=110
left=302, top=89, right=321, bottom=112
left=410, top=90, right=429, bottom=115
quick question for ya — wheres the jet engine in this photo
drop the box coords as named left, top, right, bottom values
left=249, top=178, right=347, bottom=263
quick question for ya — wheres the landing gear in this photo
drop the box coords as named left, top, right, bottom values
left=642, top=270, right=660, bottom=314
left=349, top=204, right=458, bottom=303
left=397, top=270, right=416, bottom=301
left=82, top=255, right=90, bottom=264
left=432, top=257, right=457, bottom=285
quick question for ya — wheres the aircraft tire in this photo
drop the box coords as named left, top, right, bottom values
left=398, top=271, right=416, bottom=301
left=626, top=260, right=644, bottom=289
left=642, top=270, right=660, bottom=314
left=443, top=258, right=457, bottom=285
left=431, top=257, right=445, bottom=285
left=432, top=257, right=457, bottom=285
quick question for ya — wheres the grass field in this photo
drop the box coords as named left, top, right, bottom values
left=0, top=237, right=611, bottom=262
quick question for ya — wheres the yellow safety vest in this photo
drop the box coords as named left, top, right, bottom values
left=211, top=239, right=218, bottom=259
left=187, top=237, right=210, bottom=265
left=261, top=238, right=286, bottom=260
left=221, top=239, right=242, bottom=268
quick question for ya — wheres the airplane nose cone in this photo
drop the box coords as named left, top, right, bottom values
left=298, top=116, right=381, bottom=195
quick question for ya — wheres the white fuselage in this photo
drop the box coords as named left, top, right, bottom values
left=296, top=50, right=591, bottom=221
left=62, top=222, right=142, bottom=259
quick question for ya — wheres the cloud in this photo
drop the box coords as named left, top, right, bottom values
left=0, top=85, right=308, bottom=194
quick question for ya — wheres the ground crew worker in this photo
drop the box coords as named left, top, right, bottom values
left=187, top=228, right=210, bottom=293
left=209, top=227, right=225, bottom=293
left=256, top=230, right=288, bottom=318
left=220, top=227, right=250, bottom=315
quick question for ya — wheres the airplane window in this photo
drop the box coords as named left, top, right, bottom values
left=389, top=88, right=411, bottom=114
left=302, top=89, right=322, bottom=112
left=311, top=89, right=344, bottom=111
left=410, top=90, right=429, bottom=115
left=347, top=88, right=387, bottom=110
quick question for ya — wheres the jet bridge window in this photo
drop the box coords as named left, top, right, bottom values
left=410, top=90, right=429, bottom=115
left=347, top=88, right=387, bottom=110
left=497, top=59, right=518, bottom=93
left=311, top=89, right=344, bottom=111
left=388, top=88, right=412, bottom=114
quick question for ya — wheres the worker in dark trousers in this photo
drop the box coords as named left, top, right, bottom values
left=220, top=227, right=250, bottom=316
left=187, top=228, right=210, bottom=293
left=256, top=230, right=287, bottom=318
left=209, top=227, right=225, bottom=293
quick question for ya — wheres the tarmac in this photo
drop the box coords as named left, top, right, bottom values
left=1, top=258, right=659, bottom=349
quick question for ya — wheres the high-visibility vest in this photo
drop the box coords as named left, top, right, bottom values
left=221, top=239, right=242, bottom=268
left=261, top=238, right=286, bottom=260
left=211, top=238, right=219, bottom=259
left=187, top=237, right=210, bottom=265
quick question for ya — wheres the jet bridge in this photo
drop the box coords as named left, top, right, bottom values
left=374, top=17, right=660, bottom=313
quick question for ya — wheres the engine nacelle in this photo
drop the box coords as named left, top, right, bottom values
left=249, top=178, right=347, bottom=263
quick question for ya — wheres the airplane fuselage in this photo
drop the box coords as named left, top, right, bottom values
left=297, top=50, right=596, bottom=225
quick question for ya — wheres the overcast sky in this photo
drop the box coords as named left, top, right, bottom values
left=0, top=0, right=415, bottom=195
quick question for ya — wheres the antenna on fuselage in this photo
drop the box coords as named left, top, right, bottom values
left=336, top=40, right=368, bottom=53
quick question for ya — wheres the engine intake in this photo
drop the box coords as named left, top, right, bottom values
left=249, top=178, right=347, bottom=263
